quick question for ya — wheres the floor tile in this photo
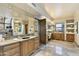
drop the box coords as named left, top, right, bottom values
left=32, top=40, right=79, bottom=56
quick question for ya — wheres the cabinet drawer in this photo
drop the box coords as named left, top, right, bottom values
left=3, top=43, right=20, bottom=51
left=4, top=47, right=20, bottom=56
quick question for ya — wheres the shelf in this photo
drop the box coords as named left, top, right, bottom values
left=66, top=23, right=74, bottom=24
left=66, top=19, right=75, bottom=35
left=66, top=28, right=74, bottom=29
left=66, top=32, right=75, bottom=34
left=66, top=20, right=74, bottom=23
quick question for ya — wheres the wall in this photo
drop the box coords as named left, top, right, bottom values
left=74, top=10, right=79, bottom=45
left=46, top=18, right=55, bottom=31
left=12, top=19, right=25, bottom=35
left=0, top=4, right=36, bottom=35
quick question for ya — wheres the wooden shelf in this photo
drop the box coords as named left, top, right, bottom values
left=66, top=32, right=75, bottom=34
left=66, top=19, right=74, bottom=23
left=66, top=28, right=74, bottom=29
left=66, top=23, right=74, bottom=24
left=66, top=19, right=75, bottom=33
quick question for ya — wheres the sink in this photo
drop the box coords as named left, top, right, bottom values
left=22, top=37, right=30, bottom=39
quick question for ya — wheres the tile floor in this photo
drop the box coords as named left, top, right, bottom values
left=32, top=40, right=79, bottom=56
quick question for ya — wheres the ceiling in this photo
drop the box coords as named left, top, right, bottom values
left=12, top=3, right=41, bottom=18
left=12, top=3, right=79, bottom=20
left=33, top=3, right=79, bottom=20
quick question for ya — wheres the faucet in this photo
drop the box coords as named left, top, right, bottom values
left=2, top=32, right=9, bottom=40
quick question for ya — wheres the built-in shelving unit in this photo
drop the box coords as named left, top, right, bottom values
left=66, top=19, right=75, bottom=42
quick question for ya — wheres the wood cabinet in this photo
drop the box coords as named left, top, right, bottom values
left=34, top=38, right=39, bottom=50
left=0, top=43, right=20, bottom=56
left=20, top=40, right=29, bottom=56
left=0, top=37, right=40, bottom=56
left=66, top=34, right=74, bottom=42
left=28, top=39, right=35, bottom=55
left=0, top=47, right=3, bottom=56
left=20, top=37, right=39, bottom=56
left=51, top=32, right=64, bottom=41
left=66, top=19, right=75, bottom=42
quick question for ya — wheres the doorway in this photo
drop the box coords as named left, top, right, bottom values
left=38, top=19, right=48, bottom=44
left=25, top=24, right=28, bottom=34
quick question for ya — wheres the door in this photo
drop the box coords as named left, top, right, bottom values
left=25, top=24, right=28, bottom=34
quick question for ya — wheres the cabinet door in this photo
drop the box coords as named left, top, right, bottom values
left=66, top=34, right=74, bottom=42
left=55, top=33, right=60, bottom=40
left=53, top=33, right=56, bottom=40
left=60, top=33, right=64, bottom=41
left=20, top=41, right=29, bottom=56
left=0, top=47, right=3, bottom=56
left=35, top=38, right=39, bottom=50
left=28, top=39, right=35, bottom=54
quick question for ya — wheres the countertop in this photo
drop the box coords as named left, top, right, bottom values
left=0, top=36, right=38, bottom=46
left=53, top=32, right=64, bottom=33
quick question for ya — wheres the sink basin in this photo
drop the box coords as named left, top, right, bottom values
left=22, top=37, right=30, bottom=39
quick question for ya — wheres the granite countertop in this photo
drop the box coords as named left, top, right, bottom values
left=0, top=36, right=38, bottom=46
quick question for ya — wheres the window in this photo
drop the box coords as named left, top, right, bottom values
left=56, top=23, right=64, bottom=32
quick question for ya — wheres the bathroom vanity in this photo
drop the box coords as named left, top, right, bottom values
left=51, top=32, right=64, bottom=41
left=0, top=36, right=39, bottom=56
